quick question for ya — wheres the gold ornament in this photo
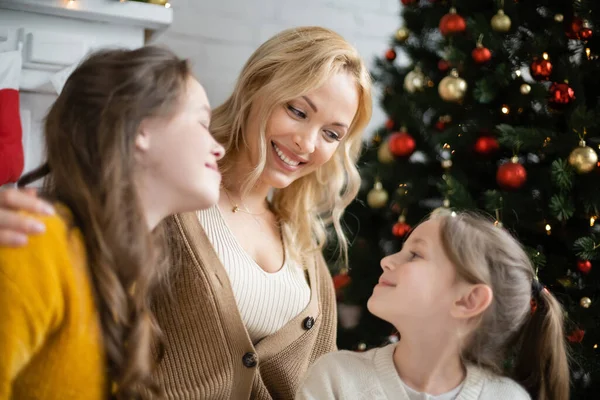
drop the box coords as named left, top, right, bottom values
left=378, top=143, right=395, bottom=164
left=148, top=0, right=169, bottom=5
left=367, top=181, right=389, bottom=209
left=491, top=9, right=511, bottom=32
left=581, top=297, right=592, bottom=308
left=520, top=83, right=531, bottom=95
left=403, top=67, right=426, bottom=93
left=568, top=139, right=598, bottom=173
left=395, top=27, right=410, bottom=42
left=554, top=14, right=564, bottom=23
left=438, top=69, right=467, bottom=102
left=441, top=159, right=453, bottom=169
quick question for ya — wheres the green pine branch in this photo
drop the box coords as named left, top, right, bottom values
left=574, top=236, right=600, bottom=261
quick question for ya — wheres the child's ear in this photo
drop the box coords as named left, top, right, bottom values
left=451, top=284, right=493, bottom=320
left=135, top=119, right=152, bottom=153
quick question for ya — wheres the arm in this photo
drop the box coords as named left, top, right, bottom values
left=0, top=214, right=65, bottom=397
left=295, top=356, right=340, bottom=400
left=0, top=188, right=55, bottom=246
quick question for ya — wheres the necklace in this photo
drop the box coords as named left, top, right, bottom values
left=223, top=188, right=269, bottom=216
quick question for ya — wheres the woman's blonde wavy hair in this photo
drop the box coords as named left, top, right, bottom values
left=210, top=26, right=372, bottom=263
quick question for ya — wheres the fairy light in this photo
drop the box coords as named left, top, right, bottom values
left=542, top=52, right=549, bottom=60
left=545, top=223, right=552, bottom=235
left=591, top=216, right=597, bottom=227
left=586, top=48, right=592, bottom=59
left=165, top=2, right=171, bottom=8
left=515, top=70, right=521, bottom=77
left=595, top=344, right=598, bottom=349
left=501, top=105, right=510, bottom=114
left=451, top=211, right=457, bottom=217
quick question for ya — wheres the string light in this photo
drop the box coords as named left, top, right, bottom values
left=545, top=223, right=552, bottom=235
left=515, top=70, right=522, bottom=77
left=586, top=48, right=592, bottom=60
left=451, top=211, right=457, bottom=217
left=501, top=105, right=510, bottom=114
left=594, top=344, right=598, bottom=349
left=591, top=216, right=597, bottom=227
left=165, top=2, right=171, bottom=7
left=542, top=52, right=549, bottom=60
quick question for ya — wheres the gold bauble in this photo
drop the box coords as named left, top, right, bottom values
left=395, top=27, right=410, bottom=42
left=568, top=140, right=598, bottom=173
left=491, top=9, right=511, bottom=32
left=148, top=0, right=169, bottom=5
left=438, top=69, right=467, bottom=102
left=581, top=297, right=592, bottom=308
left=378, top=143, right=395, bottom=164
left=554, top=14, right=564, bottom=23
left=441, top=159, right=453, bottom=169
left=367, top=182, right=389, bottom=209
left=520, top=83, right=531, bottom=95
left=403, top=67, right=426, bottom=93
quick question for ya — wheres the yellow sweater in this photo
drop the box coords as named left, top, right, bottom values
left=0, top=207, right=106, bottom=399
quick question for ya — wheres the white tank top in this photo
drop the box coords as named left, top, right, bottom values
left=197, top=206, right=311, bottom=343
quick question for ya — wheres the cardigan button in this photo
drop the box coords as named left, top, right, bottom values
left=303, top=316, right=315, bottom=330
left=242, top=352, right=258, bottom=368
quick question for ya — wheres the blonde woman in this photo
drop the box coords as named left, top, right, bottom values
left=0, top=27, right=372, bottom=399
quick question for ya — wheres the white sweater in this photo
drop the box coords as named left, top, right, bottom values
left=296, top=344, right=532, bottom=400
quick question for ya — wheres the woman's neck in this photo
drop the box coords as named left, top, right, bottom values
left=221, top=156, right=272, bottom=213
left=392, top=326, right=466, bottom=396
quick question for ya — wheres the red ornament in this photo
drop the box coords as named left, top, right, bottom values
left=472, top=44, right=492, bottom=64
left=385, top=49, right=397, bottom=61
left=388, top=131, right=416, bottom=157
left=385, top=119, right=395, bottom=130
left=392, top=221, right=412, bottom=237
left=401, top=0, right=417, bottom=5
left=435, top=120, right=447, bottom=131
left=566, top=17, right=584, bottom=39
left=548, top=82, right=575, bottom=106
left=333, top=271, right=351, bottom=298
left=567, top=329, right=585, bottom=343
left=580, top=27, right=593, bottom=40
left=439, top=8, right=466, bottom=36
left=474, top=136, right=500, bottom=155
left=530, top=58, right=553, bottom=80
left=578, top=260, right=592, bottom=274
left=496, top=159, right=527, bottom=190
left=438, top=59, right=450, bottom=72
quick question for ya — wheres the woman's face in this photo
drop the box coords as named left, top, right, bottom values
left=137, top=77, right=224, bottom=215
left=245, top=71, right=360, bottom=189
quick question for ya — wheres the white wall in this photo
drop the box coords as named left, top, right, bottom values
left=153, top=0, right=402, bottom=136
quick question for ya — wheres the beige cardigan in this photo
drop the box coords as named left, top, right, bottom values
left=150, top=212, right=337, bottom=399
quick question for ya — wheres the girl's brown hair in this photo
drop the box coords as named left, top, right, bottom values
left=20, top=46, right=191, bottom=398
left=433, top=210, right=569, bottom=400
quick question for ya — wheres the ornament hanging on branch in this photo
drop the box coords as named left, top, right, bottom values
left=497, top=156, right=527, bottom=190
left=395, top=27, right=410, bottom=43
left=378, top=143, right=395, bottom=164
left=367, top=180, right=389, bottom=209
left=530, top=53, right=553, bottom=80
left=435, top=115, right=452, bottom=131
left=580, top=297, right=592, bottom=309
left=392, top=215, right=412, bottom=237
left=389, top=129, right=416, bottom=157
left=403, top=66, right=426, bottom=93
left=474, top=135, right=500, bottom=155
left=385, top=119, right=395, bottom=130
left=438, top=59, right=450, bottom=72
left=520, top=83, right=531, bottom=95
left=439, top=8, right=466, bottom=36
left=491, top=9, right=511, bottom=32
left=548, top=81, right=575, bottom=107
left=385, top=48, right=397, bottom=62
left=567, top=329, right=585, bottom=343
left=439, top=69, right=468, bottom=102
left=565, top=17, right=592, bottom=40
left=333, top=269, right=351, bottom=300
left=472, top=35, right=492, bottom=64
left=569, top=138, right=598, bottom=174
left=577, top=260, right=592, bottom=275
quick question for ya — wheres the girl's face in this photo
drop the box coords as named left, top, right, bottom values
left=367, top=218, right=461, bottom=327
left=136, top=77, right=225, bottom=215
left=245, top=71, right=359, bottom=189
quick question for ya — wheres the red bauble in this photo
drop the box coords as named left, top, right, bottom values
left=333, top=272, right=351, bottom=295
left=392, top=222, right=412, bottom=237
left=548, top=82, right=575, bottom=106
left=566, top=17, right=584, bottom=39
left=496, top=160, right=527, bottom=190
left=472, top=45, right=492, bottom=64
left=474, top=136, right=500, bottom=155
left=401, top=0, right=417, bottom=5
left=389, top=131, right=416, bottom=157
left=578, top=260, right=592, bottom=274
left=438, top=59, right=450, bottom=72
left=530, top=59, right=553, bottom=80
left=435, top=120, right=447, bottom=131
left=580, top=27, right=593, bottom=40
left=567, top=329, right=585, bottom=343
left=439, top=8, right=467, bottom=36
left=385, top=119, right=395, bottom=130
left=385, top=49, right=397, bottom=61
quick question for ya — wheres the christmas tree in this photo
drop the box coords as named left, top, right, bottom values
left=330, top=0, right=600, bottom=396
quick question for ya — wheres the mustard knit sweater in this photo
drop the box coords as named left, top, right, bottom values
left=0, top=208, right=106, bottom=400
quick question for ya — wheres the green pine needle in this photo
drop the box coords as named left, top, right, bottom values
left=549, top=194, right=575, bottom=221
left=574, top=236, right=600, bottom=261
left=551, top=159, right=575, bottom=191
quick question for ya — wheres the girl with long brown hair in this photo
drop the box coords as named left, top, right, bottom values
left=0, top=26, right=373, bottom=399
left=0, top=46, right=224, bottom=399
left=298, top=210, right=569, bottom=400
